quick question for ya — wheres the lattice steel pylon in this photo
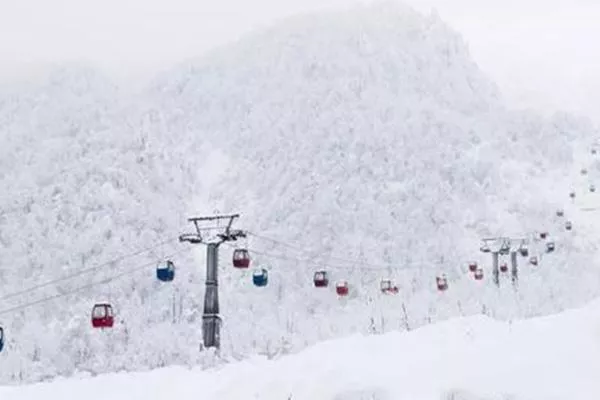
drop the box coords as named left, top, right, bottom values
left=480, top=236, right=525, bottom=289
left=179, top=213, right=246, bottom=349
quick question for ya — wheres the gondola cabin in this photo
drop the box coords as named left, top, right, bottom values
left=593, top=148, right=598, bottom=155
left=474, top=268, right=484, bottom=280
left=468, top=262, right=478, bottom=272
left=546, top=242, right=555, bottom=253
left=581, top=168, right=588, bottom=175
left=570, top=192, right=576, bottom=199
left=591, top=185, right=596, bottom=193
left=91, top=304, right=114, bottom=329
left=519, top=245, right=529, bottom=257
left=556, top=209, right=564, bottom=217
left=480, top=244, right=491, bottom=253
left=252, top=268, right=268, bottom=287
left=380, top=279, right=398, bottom=294
left=540, top=232, right=548, bottom=240
left=156, top=260, right=175, bottom=282
left=336, top=281, right=349, bottom=296
left=232, top=248, right=251, bottom=269
left=565, top=221, right=573, bottom=231
left=0, top=327, right=4, bottom=352
left=313, top=271, right=329, bottom=287
left=436, top=276, right=448, bottom=291
left=529, top=256, right=538, bottom=266
left=499, top=243, right=510, bottom=255
left=500, top=263, right=508, bottom=273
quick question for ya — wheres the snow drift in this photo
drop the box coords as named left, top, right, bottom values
left=3, top=299, right=600, bottom=399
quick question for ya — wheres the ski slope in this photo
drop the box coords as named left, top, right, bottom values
left=2, top=300, right=600, bottom=400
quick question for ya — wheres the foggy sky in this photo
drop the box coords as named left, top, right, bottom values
left=1, top=0, right=599, bottom=117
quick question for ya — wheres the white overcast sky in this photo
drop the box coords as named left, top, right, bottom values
left=1, top=0, right=599, bottom=118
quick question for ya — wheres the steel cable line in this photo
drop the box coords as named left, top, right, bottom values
left=226, top=242, right=432, bottom=272
left=0, top=236, right=180, bottom=302
left=0, top=248, right=187, bottom=317
left=246, top=231, right=429, bottom=271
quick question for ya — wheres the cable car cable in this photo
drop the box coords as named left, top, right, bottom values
left=245, top=232, right=434, bottom=271
left=0, top=248, right=186, bottom=317
left=0, top=236, right=180, bottom=302
left=227, top=242, right=437, bottom=272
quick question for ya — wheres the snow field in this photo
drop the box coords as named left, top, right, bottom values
left=3, top=299, right=600, bottom=399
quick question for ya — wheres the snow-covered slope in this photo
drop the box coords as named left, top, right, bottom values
left=1, top=1, right=599, bottom=384
left=145, top=1, right=599, bottom=349
left=3, top=300, right=600, bottom=399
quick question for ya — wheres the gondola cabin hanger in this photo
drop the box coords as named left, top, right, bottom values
left=91, top=303, right=114, bottom=329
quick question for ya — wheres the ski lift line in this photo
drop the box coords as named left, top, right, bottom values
left=229, top=243, right=437, bottom=272
left=0, top=249, right=186, bottom=317
left=246, top=231, right=414, bottom=270
left=0, top=236, right=180, bottom=302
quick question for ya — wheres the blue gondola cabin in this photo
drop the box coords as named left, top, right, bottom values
left=253, top=268, right=268, bottom=287
left=157, top=260, right=175, bottom=282
left=92, top=304, right=114, bottom=329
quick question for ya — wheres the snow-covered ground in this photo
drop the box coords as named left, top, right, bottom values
left=3, top=299, right=600, bottom=399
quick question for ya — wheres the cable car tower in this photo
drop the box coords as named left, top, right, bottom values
left=480, top=236, right=524, bottom=289
left=179, top=213, right=246, bottom=350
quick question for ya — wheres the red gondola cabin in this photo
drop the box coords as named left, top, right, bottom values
left=474, top=268, right=484, bottom=280
left=314, top=271, right=329, bottom=287
left=91, top=304, right=114, bottom=329
left=232, top=249, right=251, bottom=268
left=380, top=279, right=398, bottom=294
left=336, top=281, right=349, bottom=296
left=499, top=263, right=508, bottom=273
left=468, top=262, right=478, bottom=272
left=436, top=275, right=448, bottom=291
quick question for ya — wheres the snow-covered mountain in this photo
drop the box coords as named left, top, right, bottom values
left=3, top=298, right=600, bottom=399
left=1, top=2, right=599, bottom=384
